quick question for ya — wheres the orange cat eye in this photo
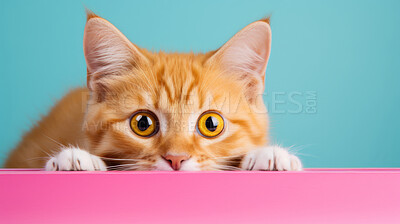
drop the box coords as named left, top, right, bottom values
left=130, top=110, right=159, bottom=137
left=197, top=111, right=225, bottom=138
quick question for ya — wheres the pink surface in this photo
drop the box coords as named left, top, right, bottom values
left=1, top=169, right=400, bottom=224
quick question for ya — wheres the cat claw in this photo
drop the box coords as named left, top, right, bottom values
left=45, top=147, right=107, bottom=171
left=242, top=145, right=302, bottom=171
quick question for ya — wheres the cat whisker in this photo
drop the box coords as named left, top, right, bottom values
left=214, top=155, right=244, bottom=160
left=106, top=161, right=152, bottom=171
left=107, top=163, right=138, bottom=168
left=203, top=151, right=245, bottom=160
left=98, top=156, right=142, bottom=162
left=42, top=134, right=66, bottom=148
left=119, top=164, right=145, bottom=171
left=24, top=156, right=51, bottom=162
left=294, top=152, right=317, bottom=158
left=107, top=164, right=141, bottom=171
left=212, top=163, right=243, bottom=171
left=287, top=144, right=316, bottom=158
left=30, top=142, right=58, bottom=158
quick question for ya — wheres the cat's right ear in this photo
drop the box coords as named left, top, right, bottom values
left=83, top=12, right=148, bottom=93
left=206, top=18, right=271, bottom=103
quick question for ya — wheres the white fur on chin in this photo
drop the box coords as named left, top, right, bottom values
left=152, top=157, right=201, bottom=171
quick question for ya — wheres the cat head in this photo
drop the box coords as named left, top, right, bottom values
left=83, top=12, right=272, bottom=171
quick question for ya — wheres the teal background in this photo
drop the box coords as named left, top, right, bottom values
left=1, top=0, right=399, bottom=167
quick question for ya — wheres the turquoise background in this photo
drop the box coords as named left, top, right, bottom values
left=1, top=0, right=399, bottom=167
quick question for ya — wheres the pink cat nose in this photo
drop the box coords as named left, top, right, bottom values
left=162, top=155, right=190, bottom=171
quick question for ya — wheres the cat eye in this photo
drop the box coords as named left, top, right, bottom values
left=130, top=110, right=159, bottom=137
left=197, top=111, right=225, bottom=138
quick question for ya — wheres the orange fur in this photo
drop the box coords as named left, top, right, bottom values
left=5, top=14, right=271, bottom=170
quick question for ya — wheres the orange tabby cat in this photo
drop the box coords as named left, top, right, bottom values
left=4, top=12, right=302, bottom=171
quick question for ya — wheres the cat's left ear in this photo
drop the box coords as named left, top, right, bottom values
left=207, top=19, right=271, bottom=102
left=83, top=12, right=148, bottom=94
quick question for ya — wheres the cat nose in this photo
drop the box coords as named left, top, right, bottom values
left=162, top=155, right=190, bottom=171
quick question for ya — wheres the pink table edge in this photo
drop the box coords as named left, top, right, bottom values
left=1, top=168, right=399, bottom=224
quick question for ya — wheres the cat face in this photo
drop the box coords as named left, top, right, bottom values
left=83, top=13, right=272, bottom=171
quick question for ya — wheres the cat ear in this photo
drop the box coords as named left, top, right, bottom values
left=83, top=12, right=148, bottom=91
left=207, top=19, right=271, bottom=102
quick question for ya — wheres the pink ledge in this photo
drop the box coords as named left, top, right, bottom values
left=0, top=168, right=399, bottom=224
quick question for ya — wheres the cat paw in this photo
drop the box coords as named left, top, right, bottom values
left=45, top=147, right=107, bottom=171
left=242, top=145, right=302, bottom=171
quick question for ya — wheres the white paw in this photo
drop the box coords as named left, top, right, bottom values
left=242, top=145, right=302, bottom=171
left=45, top=147, right=107, bottom=171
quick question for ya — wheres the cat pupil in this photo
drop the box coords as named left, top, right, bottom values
left=137, top=115, right=151, bottom=131
left=205, top=116, right=218, bottom=132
